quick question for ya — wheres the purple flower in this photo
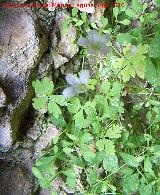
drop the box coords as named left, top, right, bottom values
left=77, top=30, right=111, bottom=55
left=62, top=70, right=90, bottom=98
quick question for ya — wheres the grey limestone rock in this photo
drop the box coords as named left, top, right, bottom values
left=0, top=165, right=32, bottom=195
left=34, top=123, right=60, bottom=159
left=51, top=11, right=79, bottom=69
left=0, top=7, right=48, bottom=151
left=0, top=87, right=6, bottom=108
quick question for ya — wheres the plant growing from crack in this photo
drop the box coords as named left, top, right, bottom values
left=32, top=1, right=160, bottom=193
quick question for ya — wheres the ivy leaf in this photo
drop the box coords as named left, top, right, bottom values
left=67, top=97, right=81, bottom=114
left=35, top=156, right=55, bottom=171
left=120, top=167, right=134, bottom=176
left=33, top=157, right=56, bottom=188
left=61, top=140, right=72, bottom=148
left=84, top=101, right=96, bottom=115
left=93, top=151, right=106, bottom=165
left=67, top=133, right=77, bottom=141
left=123, top=174, right=140, bottom=194
left=64, top=169, right=75, bottom=177
left=62, top=19, right=71, bottom=29
left=143, top=2, right=148, bottom=11
left=123, top=63, right=135, bottom=82
left=72, top=7, right=78, bottom=17
left=80, top=12, right=87, bottom=22
left=131, top=44, right=148, bottom=79
left=144, top=11, right=158, bottom=23
left=53, top=145, right=58, bottom=154
left=102, top=105, right=118, bottom=120
left=48, top=100, right=61, bottom=118
left=110, top=96, right=120, bottom=107
left=74, top=20, right=84, bottom=27
left=92, top=121, right=102, bottom=135
left=64, top=169, right=77, bottom=189
left=103, top=155, right=119, bottom=173
left=139, top=183, right=153, bottom=195
left=144, top=156, right=152, bottom=172
left=145, top=59, right=158, bottom=85
left=63, top=147, right=73, bottom=155
left=120, top=153, right=139, bottom=167
left=50, top=95, right=66, bottom=106
left=80, top=132, right=93, bottom=144
left=72, top=18, right=78, bottom=23
left=88, top=79, right=97, bottom=90
left=80, top=144, right=96, bottom=162
left=119, top=19, right=131, bottom=25
left=117, top=33, right=132, bottom=45
left=144, top=156, right=155, bottom=176
left=105, top=125, right=122, bottom=138
left=113, top=7, right=119, bottom=19
left=96, top=139, right=106, bottom=151
left=87, top=168, right=98, bottom=185
left=74, top=109, right=89, bottom=129
left=96, top=139, right=115, bottom=155
left=32, top=97, right=48, bottom=109
left=100, top=16, right=108, bottom=26
left=132, top=0, right=143, bottom=14
left=149, top=36, right=160, bottom=58
left=125, top=9, right=136, bottom=17
left=101, top=80, right=110, bottom=94
left=153, top=0, right=160, bottom=7
left=32, top=77, right=54, bottom=96
left=116, top=43, right=148, bottom=82
left=50, top=115, right=67, bottom=128
left=90, top=22, right=98, bottom=29
left=32, top=167, right=43, bottom=180
left=110, top=82, right=122, bottom=97
left=150, top=145, right=160, bottom=156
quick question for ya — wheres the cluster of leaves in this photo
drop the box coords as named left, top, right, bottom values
left=62, top=7, right=110, bottom=35
left=32, top=77, right=160, bottom=194
left=32, top=0, right=160, bottom=194
left=32, top=76, right=124, bottom=193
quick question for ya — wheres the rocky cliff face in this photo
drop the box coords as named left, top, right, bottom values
left=0, top=7, right=48, bottom=151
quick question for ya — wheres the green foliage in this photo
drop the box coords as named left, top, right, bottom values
left=32, top=77, right=54, bottom=96
left=103, top=155, right=119, bottom=173
left=149, top=35, right=160, bottom=58
left=117, top=33, right=132, bottom=45
left=112, top=43, right=148, bottom=82
left=32, top=2, right=160, bottom=194
left=105, top=125, right=122, bottom=138
left=120, top=153, right=140, bottom=168
left=123, top=174, right=140, bottom=194
left=32, top=78, right=66, bottom=118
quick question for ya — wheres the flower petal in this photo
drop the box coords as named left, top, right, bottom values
left=77, top=37, right=89, bottom=47
left=99, top=45, right=111, bottom=55
left=79, top=70, right=90, bottom=84
left=62, top=87, right=78, bottom=98
left=101, top=33, right=111, bottom=43
left=87, top=47, right=99, bottom=55
left=65, top=74, right=80, bottom=86
left=88, top=30, right=101, bottom=44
